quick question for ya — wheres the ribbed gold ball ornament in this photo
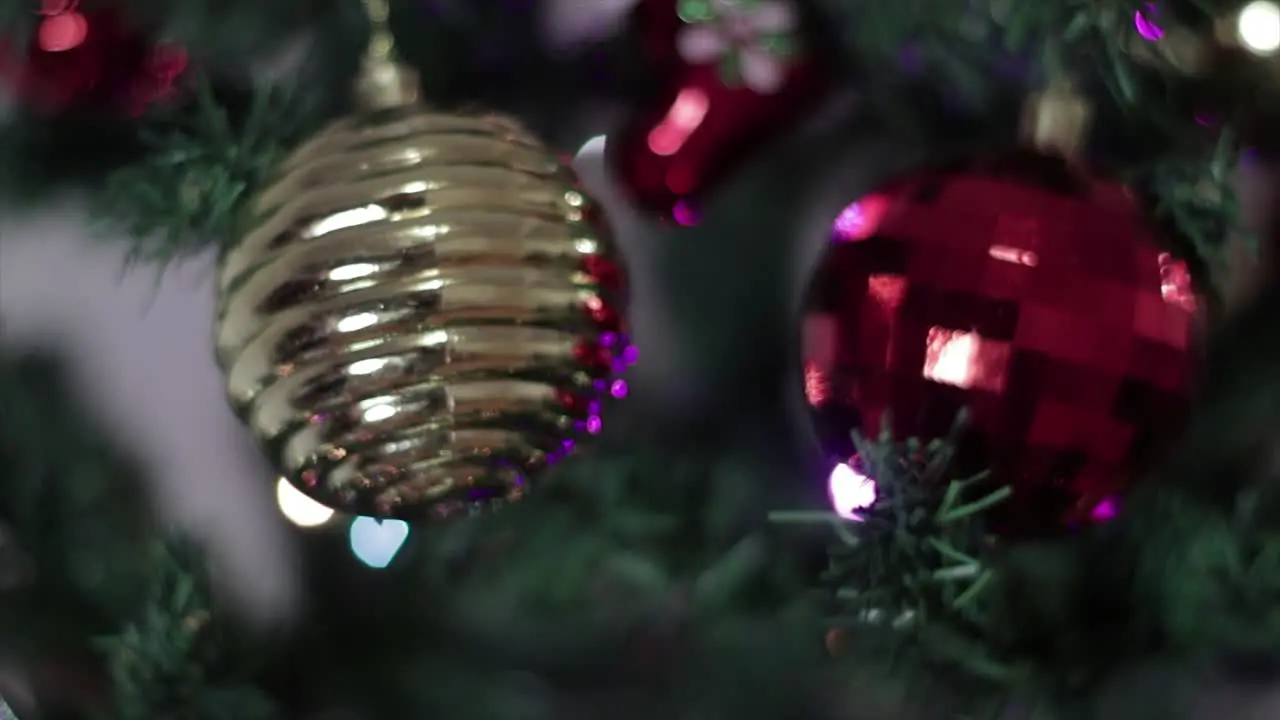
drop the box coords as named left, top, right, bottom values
left=214, top=0, right=628, bottom=520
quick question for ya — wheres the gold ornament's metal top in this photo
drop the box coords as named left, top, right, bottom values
left=214, top=0, right=627, bottom=519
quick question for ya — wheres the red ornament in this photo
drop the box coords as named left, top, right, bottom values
left=801, top=151, right=1197, bottom=536
left=0, top=8, right=186, bottom=115
left=607, top=0, right=829, bottom=219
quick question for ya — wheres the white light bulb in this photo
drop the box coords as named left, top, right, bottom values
left=1238, top=1, right=1280, bottom=54
left=275, top=478, right=335, bottom=528
left=828, top=463, right=877, bottom=520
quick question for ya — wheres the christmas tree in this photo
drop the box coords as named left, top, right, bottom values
left=3, top=0, right=1280, bottom=717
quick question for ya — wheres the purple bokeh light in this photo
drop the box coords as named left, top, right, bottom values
left=672, top=200, right=699, bottom=226
left=1090, top=497, right=1120, bottom=522
left=1134, top=4, right=1164, bottom=40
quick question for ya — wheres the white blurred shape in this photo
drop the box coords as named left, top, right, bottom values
left=275, top=479, right=335, bottom=528
left=0, top=202, right=297, bottom=623
left=572, top=134, right=687, bottom=403
left=1238, top=1, right=1280, bottom=54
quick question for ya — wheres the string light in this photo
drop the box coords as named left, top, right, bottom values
left=275, top=478, right=335, bottom=528
left=828, top=462, right=877, bottom=520
left=1235, top=1, right=1280, bottom=55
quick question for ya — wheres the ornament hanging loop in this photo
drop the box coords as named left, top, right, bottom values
left=355, top=0, right=420, bottom=110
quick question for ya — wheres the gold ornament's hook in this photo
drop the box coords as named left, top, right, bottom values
left=354, top=0, right=421, bottom=110
left=363, top=0, right=394, bottom=63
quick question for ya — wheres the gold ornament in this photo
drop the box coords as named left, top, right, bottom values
left=214, top=0, right=627, bottom=519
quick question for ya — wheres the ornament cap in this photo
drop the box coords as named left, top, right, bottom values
left=1019, top=78, right=1092, bottom=159
left=354, top=58, right=421, bottom=110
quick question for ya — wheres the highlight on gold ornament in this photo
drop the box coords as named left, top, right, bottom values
left=214, top=0, right=630, bottom=519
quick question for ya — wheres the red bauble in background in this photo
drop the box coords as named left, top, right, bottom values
left=607, top=0, right=830, bottom=219
left=0, top=6, right=187, bottom=115
left=802, top=151, right=1198, bottom=537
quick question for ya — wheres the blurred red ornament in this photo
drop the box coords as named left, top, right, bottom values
left=801, top=151, right=1197, bottom=536
left=38, top=0, right=80, bottom=15
left=607, top=0, right=829, bottom=219
left=0, top=8, right=186, bottom=115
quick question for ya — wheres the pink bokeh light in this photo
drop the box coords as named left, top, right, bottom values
left=832, top=194, right=890, bottom=241
left=1090, top=497, right=1120, bottom=521
left=828, top=462, right=877, bottom=520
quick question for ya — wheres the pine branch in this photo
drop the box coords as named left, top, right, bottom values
left=92, top=77, right=322, bottom=262
left=0, top=350, right=156, bottom=652
left=96, top=541, right=276, bottom=720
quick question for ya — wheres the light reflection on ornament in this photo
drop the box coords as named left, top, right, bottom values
left=804, top=360, right=829, bottom=404
left=275, top=478, right=335, bottom=528
left=1158, top=252, right=1197, bottom=312
left=921, top=327, right=1010, bottom=392
left=832, top=194, right=890, bottom=241
left=828, top=462, right=877, bottom=520
left=647, top=87, right=710, bottom=157
left=988, top=245, right=1038, bottom=266
left=349, top=516, right=410, bottom=569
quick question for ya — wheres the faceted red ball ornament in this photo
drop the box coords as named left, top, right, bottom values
left=607, top=0, right=830, bottom=220
left=801, top=151, right=1198, bottom=537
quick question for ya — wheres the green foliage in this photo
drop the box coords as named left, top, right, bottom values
left=97, top=542, right=276, bottom=720
left=1128, top=483, right=1280, bottom=654
left=773, top=417, right=1026, bottom=717
left=7, top=300, right=1280, bottom=718
left=0, top=351, right=155, bottom=651
left=775, top=395, right=1280, bottom=718
left=93, top=78, right=323, bottom=262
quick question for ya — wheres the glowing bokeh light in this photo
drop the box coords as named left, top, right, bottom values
left=275, top=478, right=335, bottom=528
left=349, top=517, right=410, bottom=569
left=828, top=462, right=877, bottom=520
left=832, top=194, right=890, bottom=241
left=1091, top=497, right=1120, bottom=522
left=672, top=199, right=699, bottom=225
left=1133, top=4, right=1164, bottom=40
left=1238, top=1, right=1280, bottom=55
left=37, top=12, right=88, bottom=52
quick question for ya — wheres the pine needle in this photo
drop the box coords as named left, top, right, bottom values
left=92, top=76, right=321, bottom=264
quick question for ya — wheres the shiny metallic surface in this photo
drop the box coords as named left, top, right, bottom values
left=215, top=107, right=627, bottom=519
